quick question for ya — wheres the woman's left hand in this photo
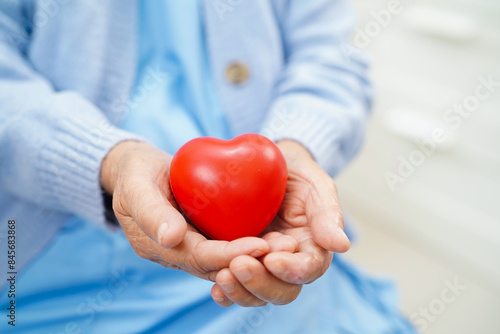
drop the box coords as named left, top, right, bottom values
left=211, top=140, right=350, bottom=307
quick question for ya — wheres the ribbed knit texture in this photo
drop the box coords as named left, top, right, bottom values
left=36, top=94, right=143, bottom=226
left=0, top=1, right=141, bottom=290
left=0, top=0, right=372, bottom=292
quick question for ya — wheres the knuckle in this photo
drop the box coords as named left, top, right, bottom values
left=189, top=243, right=208, bottom=273
left=205, top=271, right=218, bottom=282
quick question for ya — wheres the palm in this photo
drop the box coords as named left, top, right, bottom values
left=209, top=141, right=350, bottom=307
left=259, top=144, right=349, bottom=285
left=265, top=171, right=313, bottom=233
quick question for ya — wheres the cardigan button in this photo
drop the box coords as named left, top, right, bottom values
left=225, top=62, right=250, bottom=85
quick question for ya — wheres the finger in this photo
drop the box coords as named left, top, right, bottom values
left=216, top=269, right=267, bottom=307
left=116, top=178, right=187, bottom=248
left=261, top=232, right=299, bottom=253
left=230, top=256, right=302, bottom=305
left=130, top=228, right=270, bottom=276
left=211, top=283, right=234, bottom=307
left=263, top=234, right=333, bottom=284
left=306, top=176, right=350, bottom=253
left=189, top=236, right=270, bottom=272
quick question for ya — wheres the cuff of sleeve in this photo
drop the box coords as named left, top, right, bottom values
left=36, top=92, right=145, bottom=229
left=260, top=95, right=351, bottom=177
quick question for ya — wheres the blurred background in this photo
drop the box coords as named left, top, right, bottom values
left=336, top=0, right=500, bottom=333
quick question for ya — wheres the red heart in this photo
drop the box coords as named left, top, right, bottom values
left=169, top=134, right=288, bottom=241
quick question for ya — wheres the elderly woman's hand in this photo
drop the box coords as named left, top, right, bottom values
left=100, top=141, right=271, bottom=282
left=211, top=140, right=350, bottom=307
left=101, top=140, right=348, bottom=307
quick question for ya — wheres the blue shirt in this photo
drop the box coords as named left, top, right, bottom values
left=121, top=0, right=232, bottom=152
left=0, top=1, right=415, bottom=333
left=0, top=2, right=414, bottom=333
left=0, top=0, right=376, bottom=280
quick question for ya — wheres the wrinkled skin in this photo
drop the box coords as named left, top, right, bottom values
left=101, top=140, right=349, bottom=307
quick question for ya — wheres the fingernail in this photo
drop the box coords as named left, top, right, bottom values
left=157, top=222, right=169, bottom=248
left=213, top=295, right=225, bottom=303
left=250, top=249, right=266, bottom=258
left=232, top=266, right=252, bottom=282
left=219, top=281, right=235, bottom=293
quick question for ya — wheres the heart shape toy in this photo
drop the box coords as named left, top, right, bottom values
left=169, top=133, right=288, bottom=241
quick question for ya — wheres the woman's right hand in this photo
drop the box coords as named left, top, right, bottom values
left=100, top=141, right=270, bottom=282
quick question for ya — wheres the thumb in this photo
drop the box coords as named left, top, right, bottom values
left=306, top=179, right=350, bottom=253
left=116, top=178, right=188, bottom=249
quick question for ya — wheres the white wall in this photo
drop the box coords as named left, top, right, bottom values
left=336, top=0, right=500, bottom=331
